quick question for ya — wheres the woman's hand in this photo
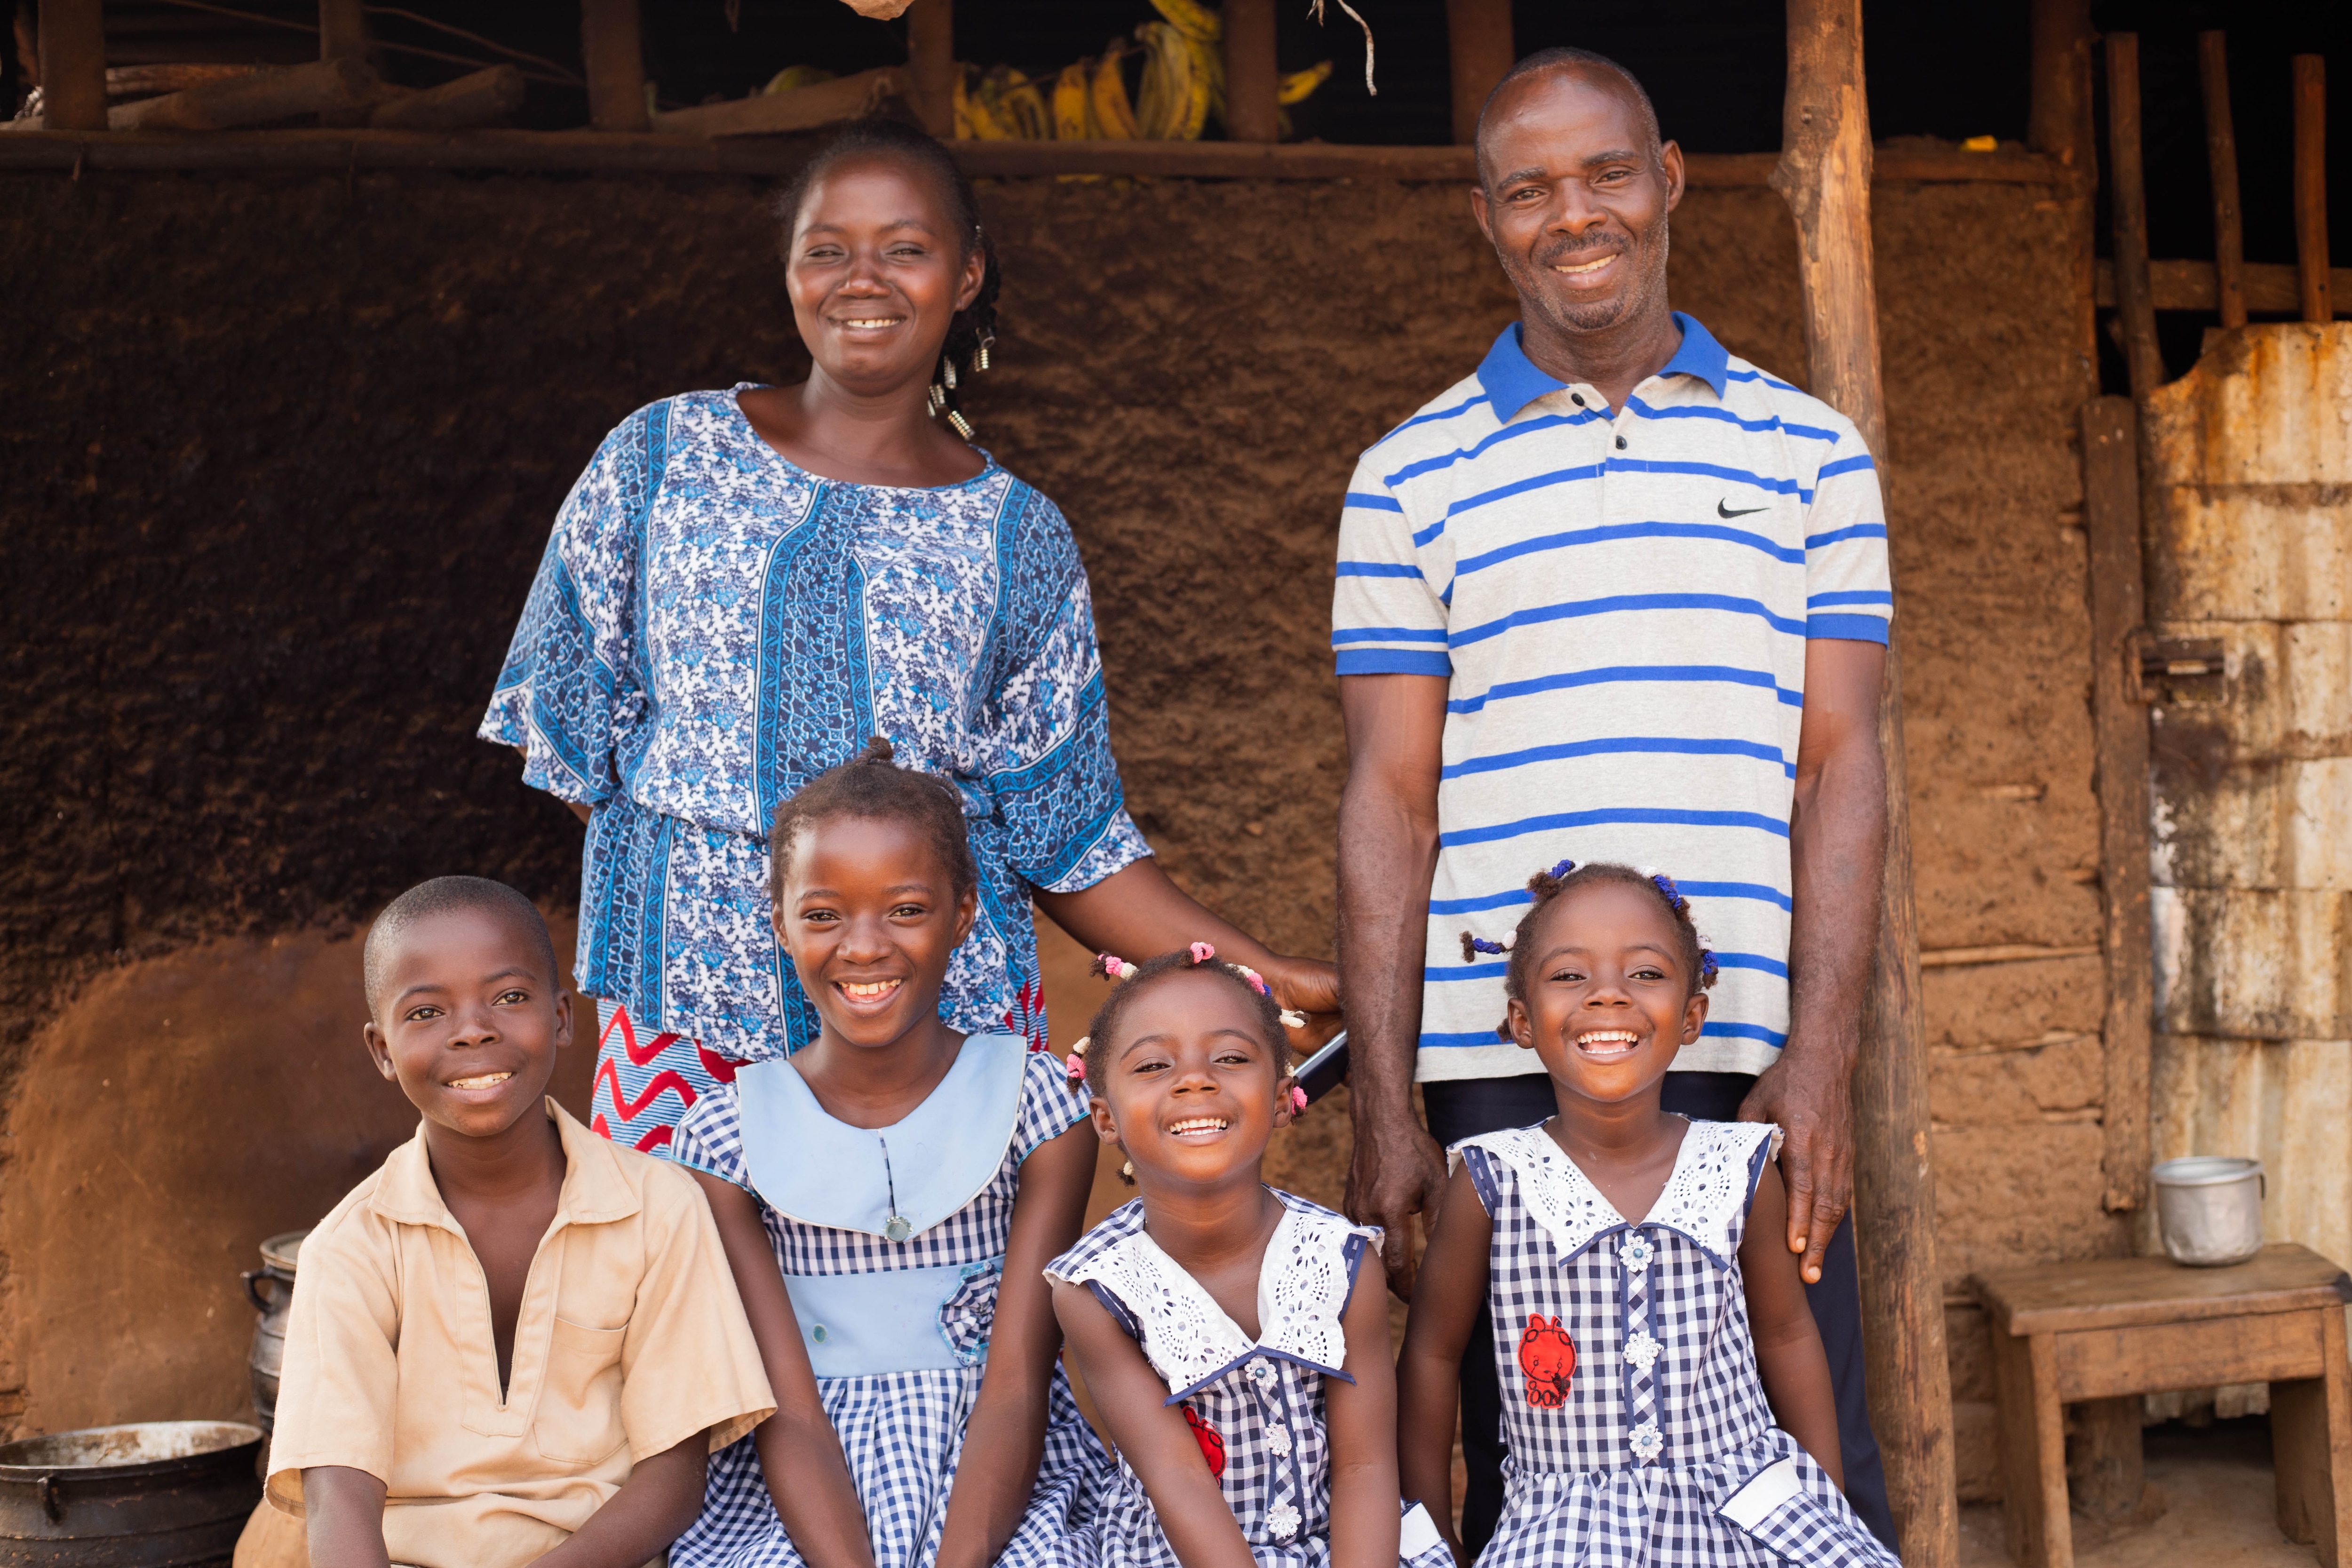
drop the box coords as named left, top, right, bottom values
left=1035, top=861, right=1345, bottom=1043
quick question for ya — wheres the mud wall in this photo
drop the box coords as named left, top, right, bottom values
left=0, top=167, right=2102, bottom=1491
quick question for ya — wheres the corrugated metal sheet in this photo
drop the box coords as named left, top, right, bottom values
left=2144, top=323, right=2352, bottom=1281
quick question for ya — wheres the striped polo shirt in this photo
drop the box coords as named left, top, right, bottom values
left=1332, top=314, right=1891, bottom=1082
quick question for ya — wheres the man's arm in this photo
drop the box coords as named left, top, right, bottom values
left=1737, top=638, right=1887, bottom=1284
left=1335, top=672, right=1450, bottom=1298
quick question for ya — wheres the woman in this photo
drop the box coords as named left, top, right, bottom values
left=482, top=118, right=1335, bottom=1155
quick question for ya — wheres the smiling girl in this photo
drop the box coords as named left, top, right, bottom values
left=1396, top=862, right=1896, bottom=1567
left=1047, top=946, right=1453, bottom=1568
left=667, top=740, right=1109, bottom=1568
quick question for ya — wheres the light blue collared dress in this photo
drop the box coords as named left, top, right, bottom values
left=670, top=1032, right=1110, bottom=1568
left=479, top=388, right=1151, bottom=1150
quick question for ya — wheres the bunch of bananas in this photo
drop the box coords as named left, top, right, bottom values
left=951, top=0, right=1331, bottom=142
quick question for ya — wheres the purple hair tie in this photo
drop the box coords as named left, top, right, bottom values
left=1651, top=872, right=1687, bottom=914
left=1550, top=858, right=1577, bottom=879
left=1458, top=932, right=1513, bottom=962
left=1700, top=949, right=1720, bottom=984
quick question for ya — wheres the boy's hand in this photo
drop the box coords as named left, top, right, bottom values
left=302, top=1466, right=391, bottom=1568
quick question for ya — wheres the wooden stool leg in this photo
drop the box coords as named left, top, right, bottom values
left=2272, top=1308, right=2352, bottom=1568
left=1995, top=1330, right=2075, bottom=1568
left=2071, top=1395, right=2145, bottom=1519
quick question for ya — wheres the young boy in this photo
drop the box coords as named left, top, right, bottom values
left=257, top=876, right=775, bottom=1568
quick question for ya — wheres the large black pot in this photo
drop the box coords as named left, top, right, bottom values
left=0, top=1422, right=262, bottom=1567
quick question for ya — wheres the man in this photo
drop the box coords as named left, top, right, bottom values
left=1331, top=48, right=1898, bottom=1552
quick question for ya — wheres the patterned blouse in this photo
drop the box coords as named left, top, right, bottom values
left=481, top=387, right=1150, bottom=1063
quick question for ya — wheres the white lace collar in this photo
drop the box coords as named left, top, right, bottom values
left=1460, top=1118, right=1780, bottom=1268
left=1047, top=1190, right=1374, bottom=1402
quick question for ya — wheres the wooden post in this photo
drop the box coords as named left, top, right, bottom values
left=2081, top=396, right=2153, bottom=1218
left=2105, top=35, right=2163, bottom=403
left=318, top=0, right=369, bottom=127
left=34, top=0, right=104, bottom=131
left=2028, top=0, right=2099, bottom=400
left=1222, top=0, right=1278, bottom=143
left=907, top=0, right=953, bottom=141
left=2294, top=56, right=2331, bottom=323
left=1445, top=0, right=1512, bottom=147
left=2200, top=33, right=2248, bottom=329
left=1770, top=2, right=1956, bottom=1564
left=580, top=0, right=648, bottom=134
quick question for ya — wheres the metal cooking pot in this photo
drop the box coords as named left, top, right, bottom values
left=240, top=1230, right=307, bottom=1434
left=2153, top=1155, right=2267, bottom=1266
left=0, top=1420, right=262, bottom=1566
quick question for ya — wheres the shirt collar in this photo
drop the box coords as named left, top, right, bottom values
left=371, top=1098, right=643, bottom=1229
left=1475, top=310, right=1731, bottom=420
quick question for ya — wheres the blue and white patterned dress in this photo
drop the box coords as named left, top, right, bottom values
left=480, top=388, right=1151, bottom=1147
left=1454, top=1119, right=1898, bottom=1568
left=670, top=1033, right=1110, bottom=1568
left=1047, top=1191, right=1455, bottom=1568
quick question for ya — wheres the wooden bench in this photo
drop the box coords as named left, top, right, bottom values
left=1975, top=1243, right=2352, bottom=1568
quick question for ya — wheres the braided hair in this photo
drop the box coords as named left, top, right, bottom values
left=1458, top=860, right=1717, bottom=1040
left=1074, top=945, right=1291, bottom=1096
left=767, top=736, right=977, bottom=905
left=771, top=117, right=1002, bottom=438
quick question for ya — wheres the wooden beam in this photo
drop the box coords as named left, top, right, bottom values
left=2295, top=55, right=2331, bottom=324
left=1223, top=0, right=1277, bottom=143
left=2200, top=32, right=2247, bottom=329
left=1771, top=2, right=1956, bottom=1564
left=580, top=0, right=648, bottom=134
left=2105, top=34, right=2162, bottom=402
left=649, top=67, right=907, bottom=138
left=34, top=0, right=105, bottom=132
left=907, top=0, right=953, bottom=141
left=1445, top=0, right=1512, bottom=147
left=2079, top=397, right=2153, bottom=1217
left=2028, top=0, right=2098, bottom=400
left=369, top=65, right=525, bottom=132
left=110, top=57, right=379, bottom=131
left=0, top=129, right=2074, bottom=183
left=318, top=0, right=369, bottom=127
left=2094, top=256, right=2352, bottom=314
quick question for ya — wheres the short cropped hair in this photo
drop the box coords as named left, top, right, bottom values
left=1475, top=46, right=1664, bottom=183
left=363, top=876, right=557, bottom=1015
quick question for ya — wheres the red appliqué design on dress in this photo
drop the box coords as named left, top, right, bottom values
left=1518, top=1313, right=1577, bottom=1408
left=1182, top=1404, right=1226, bottom=1478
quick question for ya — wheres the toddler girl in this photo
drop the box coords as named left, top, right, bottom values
left=1048, top=944, right=1453, bottom=1568
left=671, top=739, right=1108, bottom=1568
left=1398, top=861, right=1897, bottom=1567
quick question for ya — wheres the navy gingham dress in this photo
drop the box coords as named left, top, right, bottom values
left=1047, top=1191, right=1455, bottom=1568
left=1455, top=1120, right=1898, bottom=1568
left=669, top=1042, right=1109, bottom=1568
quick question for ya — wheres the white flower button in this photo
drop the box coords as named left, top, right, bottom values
left=1624, top=1329, right=1662, bottom=1372
left=1621, top=1233, right=1656, bottom=1274
left=1628, top=1420, right=1664, bottom=1461
left=1267, top=1422, right=1293, bottom=1457
left=1248, top=1358, right=1277, bottom=1389
left=1266, top=1502, right=1301, bottom=1542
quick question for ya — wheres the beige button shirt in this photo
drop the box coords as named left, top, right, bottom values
left=266, top=1101, right=775, bottom=1568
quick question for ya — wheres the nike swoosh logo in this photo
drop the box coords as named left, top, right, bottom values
left=1717, top=500, right=1768, bottom=518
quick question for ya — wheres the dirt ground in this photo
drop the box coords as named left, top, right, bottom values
left=1, top=165, right=2105, bottom=1497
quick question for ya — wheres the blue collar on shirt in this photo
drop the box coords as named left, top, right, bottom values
left=1475, top=310, right=1730, bottom=419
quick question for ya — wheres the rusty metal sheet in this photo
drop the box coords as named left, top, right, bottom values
left=2141, top=323, right=2352, bottom=1255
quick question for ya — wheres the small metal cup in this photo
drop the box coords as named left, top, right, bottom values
left=2151, top=1155, right=2266, bottom=1267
